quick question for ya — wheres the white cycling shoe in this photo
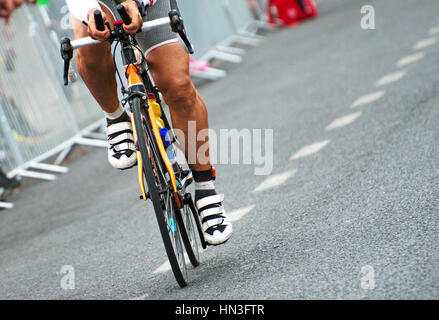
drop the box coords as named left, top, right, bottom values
left=106, top=120, right=137, bottom=170
left=196, top=194, right=233, bottom=246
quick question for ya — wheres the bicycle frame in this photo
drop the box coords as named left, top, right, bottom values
left=125, top=62, right=181, bottom=208
left=117, top=23, right=182, bottom=209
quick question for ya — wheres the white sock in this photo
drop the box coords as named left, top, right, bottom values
left=104, top=104, right=125, bottom=120
left=195, top=180, right=215, bottom=190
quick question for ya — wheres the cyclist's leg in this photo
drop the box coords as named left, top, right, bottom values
left=70, top=4, right=137, bottom=170
left=146, top=44, right=210, bottom=172
left=146, top=43, right=232, bottom=245
left=70, top=5, right=118, bottom=115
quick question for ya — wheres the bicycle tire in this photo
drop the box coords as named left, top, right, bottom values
left=132, top=97, right=188, bottom=288
left=176, top=194, right=200, bottom=267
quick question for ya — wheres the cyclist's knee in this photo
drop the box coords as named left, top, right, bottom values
left=162, top=76, right=197, bottom=108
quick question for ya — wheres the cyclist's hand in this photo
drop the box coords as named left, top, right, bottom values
left=0, top=0, right=14, bottom=21
left=0, top=0, right=35, bottom=22
left=121, top=0, right=143, bottom=35
left=87, top=8, right=110, bottom=42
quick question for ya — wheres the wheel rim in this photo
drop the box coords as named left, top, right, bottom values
left=183, top=203, right=200, bottom=261
left=163, top=189, right=187, bottom=279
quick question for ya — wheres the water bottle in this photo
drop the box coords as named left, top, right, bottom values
left=159, top=128, right=179, bottom=173
left=148, top=93, right=165, bottom=129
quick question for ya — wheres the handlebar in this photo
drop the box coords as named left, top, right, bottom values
left=94, top=10, right=105, bottom=31
left=61, top=9, right=194, bottom=86
left=69, top=17, right=171, bottom=50
left=116, top=4, right=132, bottom=26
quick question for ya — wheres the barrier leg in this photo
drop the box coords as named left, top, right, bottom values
left=201, top=50, right=243, bottom=64
left=220, top=0, right=265, bottom=47
left=28, top=162, right=69, bottom=174
left=53, top=145, right=73, bottom=166
left=216, top=44, right=247, bottom=56
left=75, top=137, right=108, bottom=148
left=0, top=201, right=14, bottom=209
left=14, top=169, right=57, bottom=181
left=190, top=67, right=227, bottom=80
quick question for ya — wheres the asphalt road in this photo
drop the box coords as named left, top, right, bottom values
left=1, top=0, right=439, bottom=299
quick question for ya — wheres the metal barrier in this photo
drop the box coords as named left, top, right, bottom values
left=0, top=9, right=76, bottom=181
left=0, top=0, right=267, bottom=208
left=179, top=0, right=265, bottom=69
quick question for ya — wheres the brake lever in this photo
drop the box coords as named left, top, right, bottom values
left=168, top=10, right=194, bottom=54
left=60, top=37, right=73, bottom=86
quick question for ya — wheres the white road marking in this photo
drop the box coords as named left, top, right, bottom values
left=130, top=293, right=149, bottom=300
left=153, top=253, right=193, bottom=275
left=228, top=205, right=256, bottom=223
left=351, top=90, right=385, bottom=108
left=428, top=25, right=439, bottom=35
left=413, top=37, right=437, bottom=50
left=396, top=52, right=425, bottom=67
left=253, top=169, right=297, bottom=193
left=375, top=70, right=407, bottom=87
left=290, top=140, right=330, bottom=160
left=325, top=111, right=362, bottom=131
left=153, top=260, right=172, bottom=274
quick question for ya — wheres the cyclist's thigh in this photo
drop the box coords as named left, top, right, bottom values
left=137, top=0, right=179, bottom=56
left=146, top=42, right=192, bottom=97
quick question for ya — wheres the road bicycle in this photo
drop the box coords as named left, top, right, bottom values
left=60, top=4, right=207, bottom=287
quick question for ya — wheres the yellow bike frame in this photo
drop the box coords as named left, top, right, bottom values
left=125, top=64, right=182, bottom=209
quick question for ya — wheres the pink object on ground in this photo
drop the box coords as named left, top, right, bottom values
left=189, top=56, right=209, bottom=72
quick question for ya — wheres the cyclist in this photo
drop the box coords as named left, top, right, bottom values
left=0, top=0, right=36, bottom=22
left=66, top=0, right=232, bottom=245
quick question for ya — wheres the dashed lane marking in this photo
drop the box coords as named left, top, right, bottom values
left=228, top=205, right=256, bottom=223
left=290, top=140, right=330, bottom=160
left=351, top=90, right=385, bottom=108
left=413, top=37, right=437, bottom=51
left=396, top=52, right=425, bottom=67
left=130, top=293, right=149, bottom=300
left=428, top=25, right=439, bottom=35
left=253, top=169, right=297, bottom=193
left=376, top=70, right=407, bottom=87
left=153, top=253, right=193, bottom=275
left=325, top=111, right=362, bottom=131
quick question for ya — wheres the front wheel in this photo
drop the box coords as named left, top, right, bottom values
left=132, top=97, right=188, bottom=287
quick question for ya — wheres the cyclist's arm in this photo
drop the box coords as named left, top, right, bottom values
left=66, top=0, right=158, bottom=24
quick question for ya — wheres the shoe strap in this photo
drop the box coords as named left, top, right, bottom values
left=196, top=194, right=224, bottom=210
left=108, top=132, right=134, bottom=146
left=202, top=217, right=225, bottom=232
left=106, top=121, right=132, bottom=136
left=111, top=142, right=135, bottom=152
left=199, top=206, right=225, bottom=221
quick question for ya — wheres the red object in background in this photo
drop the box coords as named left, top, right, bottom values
left=267, top=0, right=318, bottom=27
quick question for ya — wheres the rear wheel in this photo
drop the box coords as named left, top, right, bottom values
left=132, top=97, right=188, bottom=287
